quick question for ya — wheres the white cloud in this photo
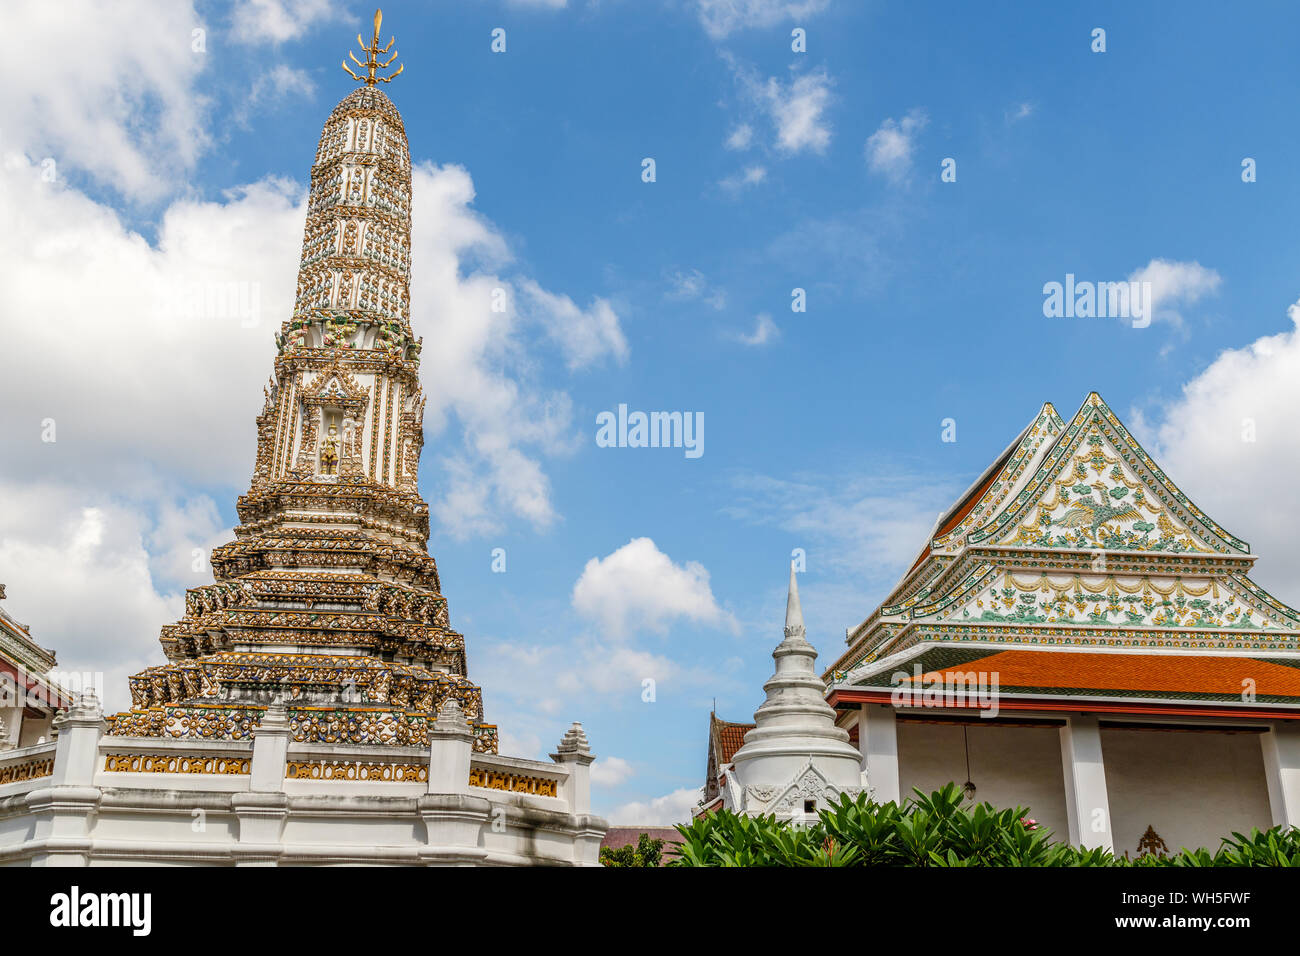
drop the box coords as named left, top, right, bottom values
left=229, top=0, right=343, bottom=45
left=246, top=65, right=317, bottom=112
left=762, top=71, right=834, bottom=155
left=572, top=538, right=739, bottom=638
left=1135, top=297, right=1300, bottom=599
left=0, top=0, right=208, bottom=200
left=0, top=482, right=202, bottom=714
left=608, top=786, right=702, bottom=824
left=1005, top=102, right=1034, bottom=124
left=719, top=165, right=768, bottom=192
left=1127, top=258, right=1221, bottom=326
left=666, top=269, right=727, bottom=310
left=591, top=755, right=636, bottom=787
left=865, top=108, right=928, bottom=182
left=696, top=0, right=829, bottom=39
left=732, top=312, right=779, bottom=346
left=0, top=156, right=300, bottom=489
left=517, top=279, right=629, bottom=371
left=726, top=124, right=754, bottom=151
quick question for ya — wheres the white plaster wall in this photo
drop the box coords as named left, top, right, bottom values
left=1101, top=728, right=1272, bottom=856
left=897, top=721, right=1070, bottom=841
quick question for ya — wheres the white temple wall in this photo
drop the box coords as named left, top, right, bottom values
left=1100, top=727, right=1272, bottom=856
left=896, top=720, right=1070, bottom=840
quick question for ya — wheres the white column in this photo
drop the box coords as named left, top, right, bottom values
left=232, top=698, right=290, bottom=866
left=418, top=699, right=488, bottom=865
left=427, top=699, right=473, bottom=796
left=1261, top=722, right=1300, bottom=828
left=29, top=691, right=105, bottom=867
left=1059, top=715, right=1113, bottom=850
left=248, top=699, right=290, bottom=792
left=858, top=703, right=900, bottom=804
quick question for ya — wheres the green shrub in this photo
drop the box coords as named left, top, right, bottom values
left=668, top=782, right=1300, bottom=867
left=600, top=832, right=666, bottom=867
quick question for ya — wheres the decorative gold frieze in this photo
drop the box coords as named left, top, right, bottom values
left=285, top=759, right=426, bottom=782
left=0, top=756, right=55, bottom=785
left=102, top=753, right=251, bottom=775
left=469, top=768, right=559, bottom=798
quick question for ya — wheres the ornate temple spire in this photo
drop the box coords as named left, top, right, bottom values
left=726, top=562, right=863, bottom=815
left=109, top=16, right=498, bottom=756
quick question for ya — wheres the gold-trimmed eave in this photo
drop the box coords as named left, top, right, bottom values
left=930, top=402, right=1066, bottom=552
left=969, top=393, right=1250, bottom=556
left=840, top=402, right=1065, bottom=657
left=832, top=543, right=1262, bottom=679
left=854, top=619, right=1300, bottom=673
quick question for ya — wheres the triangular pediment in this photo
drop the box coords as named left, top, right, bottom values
left=300, top=361, right=370, bottom=407
left=970, top=393, right=1247, bottom=556
left=931, top=402, right=1065, bottom=551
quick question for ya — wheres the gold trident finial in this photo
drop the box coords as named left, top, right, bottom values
left=341, top=9, right=403, bottom=87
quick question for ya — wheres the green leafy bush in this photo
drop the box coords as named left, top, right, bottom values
left=600, top=832, right=666, bottom=867
left=669, top=783, right=1300, bottom=867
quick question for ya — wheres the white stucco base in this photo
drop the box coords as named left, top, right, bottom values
left=0, top=697, right=605, bottom=867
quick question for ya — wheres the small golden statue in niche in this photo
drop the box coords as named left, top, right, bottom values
left=320, top=421, right=340, bottom=475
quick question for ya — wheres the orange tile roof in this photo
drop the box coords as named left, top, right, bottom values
left=711, top=716, right=755, bottom=763
left=902, top=650, right=1300, bottom=698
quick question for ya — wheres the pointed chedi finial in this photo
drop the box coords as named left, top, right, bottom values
left=784, top=560, right=806, bottom=642
left=342, top=8, right=404, bottom=87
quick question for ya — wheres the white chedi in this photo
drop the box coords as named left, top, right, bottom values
left=726, top=563, right=865, bottom=818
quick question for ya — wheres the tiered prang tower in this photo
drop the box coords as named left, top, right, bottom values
left=109, top=19, right=495, bottom=754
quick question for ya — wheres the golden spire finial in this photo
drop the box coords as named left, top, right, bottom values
left=341, top=9, right=403, bottom=87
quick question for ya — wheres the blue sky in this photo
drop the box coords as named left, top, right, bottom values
left=4, top=0, right=1300, bottom=821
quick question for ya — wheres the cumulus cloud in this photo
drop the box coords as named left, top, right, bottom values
left=865, top=108, right=928, bottom=182
left=1135, top=297, right=1300, bottom=599
left=572, top=538, right=738, bottom=638
left=409, top=164, right=626, bottom=538
left=0, top=0, right=208, bottom=200
left=517, top=279, right=629, bottom=371
left=762, top=70, right=834, bottom=155
left=731, top=312, right=780, bottom=346
left=696, top=0, right=829, bottom=39
left=229, top=0, right=343, bottom=45
left=0, top=157, right=300, bottom=489
left=726, top=55, right=833, bottom=157
left=0, top=482, right=206, bottom=714
left=1127, top=258, right=1221, bottom=326
left=591, top=755, right=636, bottom=787
left=725, top=124, right=754, bottom=151
left=608, top=786, right=702, bottom=824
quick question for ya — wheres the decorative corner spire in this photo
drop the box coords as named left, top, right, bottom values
left=555, top=721, right=592, bottom=756
left=341, top=9, right=404, bottom=87
left=783, top=561, right=806, bottom=641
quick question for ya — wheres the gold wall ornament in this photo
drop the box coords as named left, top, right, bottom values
left=0, top=756, right=55, bottom=784
left=468, top=767, right=560, bottom=798
left=285, top=759, right=426, bottom=782
left=102, top=753, right=251, bottom=775
left=342, top=9, right=404, bottom=86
